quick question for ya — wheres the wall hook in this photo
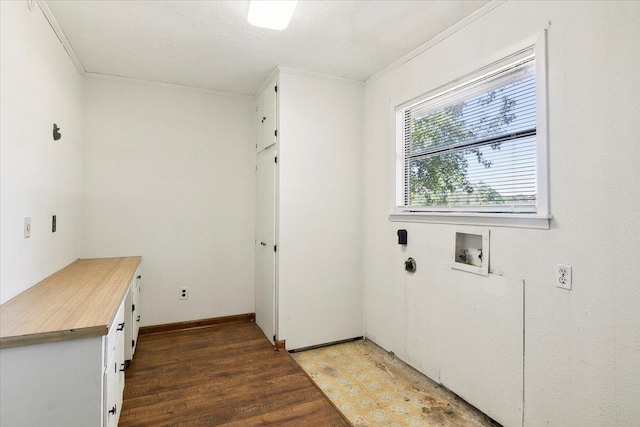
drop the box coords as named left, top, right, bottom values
left=53, top=124, right=62, bottom=141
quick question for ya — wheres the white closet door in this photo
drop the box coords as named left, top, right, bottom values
left=256, top=91, right=264, bottom=152
left=255, top=145, right=277, bottom=343
left=259, top=80, right=277, bottom=152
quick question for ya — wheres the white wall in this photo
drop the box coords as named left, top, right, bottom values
left=0, top=1, right=83, bottom=304
left=81, top=77, right=256, bottom=326
left=277, top=71, right=364, bottom=350
left=363, top=1, right=640, bottom=426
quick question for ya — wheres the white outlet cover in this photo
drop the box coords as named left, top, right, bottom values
left=556, top=264, right=572, bottom=290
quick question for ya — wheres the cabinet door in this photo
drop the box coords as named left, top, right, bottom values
left=131, top=274, right=141, bottom=355
left=106, top=299, right=125, bottom=366
left=124, top=280, right=134, bottom=362
left=255, top=145, right=277, bottom=343
left=104, top=349, right=124, bottom=427
left=116, top=329, right=125, bottom=412
left=261, top=80, right=277, bottom=151
left=104, top=300, right=126, bottom=427
left=104, top=351, right=119, bottom=427
left=256, top=91, right=264, bottom=152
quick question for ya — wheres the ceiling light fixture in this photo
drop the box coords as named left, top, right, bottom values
left=247, top=1, right=298, bottom=31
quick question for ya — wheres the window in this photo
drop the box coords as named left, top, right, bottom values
left=394, top=35, right=549, bottom=228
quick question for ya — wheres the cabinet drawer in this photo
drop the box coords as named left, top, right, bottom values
left=104, top=298, right=126, bottom=369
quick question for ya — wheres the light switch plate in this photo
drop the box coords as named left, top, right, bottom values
left=24, top=217, right=31, bottom=238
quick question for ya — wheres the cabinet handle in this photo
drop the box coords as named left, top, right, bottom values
left=120, top=363, right=126, bottom=372
left=136, top=315, right=141, bottom=322
left=117, top=322, right=125, bottom=331
left=109, top=405, right=116, bottom=415
left=260, top=242, right=266, bottom=246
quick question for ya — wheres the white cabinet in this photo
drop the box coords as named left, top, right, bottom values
left=255, top=76, right=278, bottom=344
left=124, top=269, right=142, bottom=362
left=255, top=145, right=277, bottom=344
left=0, top=257, right=141, bottom=427
left=256, top=91, right=264, bottom=151
left=104, top=298, right=126, bottom=427
left=131, top=274, right=141, bottom=354
left=0, top=296, right=129, bottom=427
left=254, top=70, right=363, bottom=350
left=256, top=79, right=277, bottom=153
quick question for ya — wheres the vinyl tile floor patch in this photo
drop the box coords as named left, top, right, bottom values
left=291, top=339, right=501, bottom=427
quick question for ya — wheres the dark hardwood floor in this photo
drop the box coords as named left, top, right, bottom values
left=119, top=322, right=350, bottom=426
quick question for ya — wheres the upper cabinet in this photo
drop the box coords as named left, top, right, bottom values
left=256, top=78, right=278, bottom=153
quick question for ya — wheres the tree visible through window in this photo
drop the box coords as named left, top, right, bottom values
left=398, top=57, right=537, bottom=213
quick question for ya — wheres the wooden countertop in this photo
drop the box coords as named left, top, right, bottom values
left=0, top=256, right=141, bottom=349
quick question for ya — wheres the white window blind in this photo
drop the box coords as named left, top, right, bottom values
left=397, top=56, right=538, bottom=213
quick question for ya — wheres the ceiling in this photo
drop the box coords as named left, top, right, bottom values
left=46, top=0, right=489, bottom=95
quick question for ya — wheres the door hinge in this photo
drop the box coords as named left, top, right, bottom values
left=274, top=85, right=277, bottom=92
left=274, top=245, right=277, bottom=252
left=274, top=156, right=277, bottom=163
left=132, top=339, right=135, bottom=348
left=132, top=304, right=135, bottom=312
left=273, top=334, right=276, bottom=342
left=274, top=129, right=277, bottom=137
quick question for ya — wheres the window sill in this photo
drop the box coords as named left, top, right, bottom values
left=389, top=211, right=551, bottom=230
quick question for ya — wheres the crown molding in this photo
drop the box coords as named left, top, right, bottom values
left=84, top=73, right=254, bottom=100
left=37, top=1, right=85, bottom=75
left=365, top=0, right=506, bottom=86
left=278, top=67, right=364, bottom=87
left=255, top=67, right=281, bottom=98
left=255, top=66, right=364, bottom=98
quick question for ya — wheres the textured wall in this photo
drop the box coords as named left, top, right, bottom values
left=0, top=1, right=83, bottom=304
left=81, top=77, right=256, bottom=326
left=363, top=1, right=640, bottom=426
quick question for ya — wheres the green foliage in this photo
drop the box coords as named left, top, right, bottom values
left=408, top=88, right=517, bottom=206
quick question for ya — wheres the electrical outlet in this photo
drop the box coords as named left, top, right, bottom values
left=179, top=287, right=188, bottom=300
left=555, top=264, right=572, bottom=290
left=24, top=217, right=31, bottom=238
